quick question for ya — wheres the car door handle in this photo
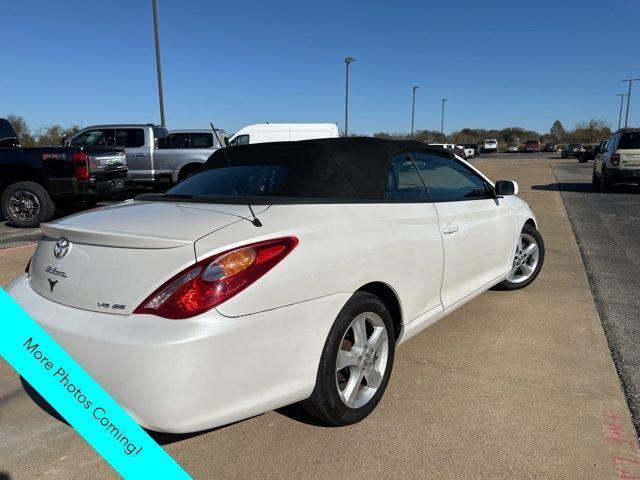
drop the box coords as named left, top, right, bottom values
left=135, top=153, right=147, bottom=157
left=442, top=224, right=459, bottom=235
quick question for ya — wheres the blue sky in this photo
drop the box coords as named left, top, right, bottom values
left=2, top=0, right=638, bottom=135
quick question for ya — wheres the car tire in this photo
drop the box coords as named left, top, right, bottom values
left=592, top=167, right=601, bottom=188
left=303, top=292, right=395, bottom=426
left=495, top=224, right=545, bottom=291
left=600, top=167, right=611, bottom=193
left=1, top=181, right=55, bottom=228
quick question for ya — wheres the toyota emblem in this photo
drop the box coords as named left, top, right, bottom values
left=53, top=237, right=71, bottom=259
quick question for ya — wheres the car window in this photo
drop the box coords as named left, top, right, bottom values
left=619, top=132, right=640, bottom=149
left=70, top=128, right=116, bottom=147
left=383, top=154, right=429, bottom=201
left=168, top=132, right=190, bottom=148
left=115, top=128, right=145, bottom=148
left=230, top=134, right=250, bottom=147
left=408, top=151, right=490, bottom=202
left=169, top=165, right=293, bottom=196
left=191, top=133, right=213, bottom=148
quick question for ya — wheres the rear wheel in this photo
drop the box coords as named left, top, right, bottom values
left=600, top=167, right=612, bottom=193
left=592, top=166, right=601, bottom=188
left=303, top=292, right=395, bottom=426
left=1, top=181, right=55, bottom=228
left=496, top=224, right=545, bottom=291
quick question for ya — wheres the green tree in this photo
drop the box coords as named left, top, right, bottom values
left=5, top=114, right=35, bottom=146
left=550, top=120, right=565, bottom=141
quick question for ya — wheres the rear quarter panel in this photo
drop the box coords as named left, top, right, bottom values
left=194, top=203, right=445, bottom=323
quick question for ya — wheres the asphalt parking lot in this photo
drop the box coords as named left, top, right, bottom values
left=1, top=154, right=640, bottom=479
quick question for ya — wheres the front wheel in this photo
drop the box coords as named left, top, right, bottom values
left=496, top=224, right=545, bottom=290
left=303, top=292, right=395, bottom=426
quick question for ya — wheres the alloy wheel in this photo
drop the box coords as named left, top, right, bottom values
left=335, top=311, right=389, bottom=409
left=8, top=190, right=41, bottom=222
left=506, top=233, right=540, bottom=284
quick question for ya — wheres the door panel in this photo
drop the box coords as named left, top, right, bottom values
left=120, top=128, right=151, bottom=182
left=408, top=150, right=514, bottom=308
left=433, top=199, right=513, bottom=307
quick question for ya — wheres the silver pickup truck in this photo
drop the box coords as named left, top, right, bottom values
left=67, top=124, right=225, bottom=185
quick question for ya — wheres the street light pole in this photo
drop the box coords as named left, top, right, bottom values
left=411, top=86, right=419, bottom=137
left=152, top=0, right=166, bottom=127
left=616, top=93, right=627, bottom=130
left=622, top=78, right=640, bottom=130
left=344, top=57, right=356, bottom=137
left=440, top=98, right=448, bottom=135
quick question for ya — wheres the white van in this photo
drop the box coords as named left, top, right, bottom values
left=228, top=123, right=339, bottom=146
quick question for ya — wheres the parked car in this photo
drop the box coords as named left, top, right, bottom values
left=543, top=142, right=557, bottom=152
left=592, top=130, right=640, bottom=191
left=228, top=123, right=339, bottom=146
left=561, top=143, right=582, bottom=159
left=576, top=143, right=600, bottom=163
left=0, top=118, right=127, bottom=227
left=68, top=124, right=218, bottom=185
left=7, top=137, right=544, bottom=433
left=506, top=144, right=519, bottom=153
left=459, top=145, right=475, bottom=159
left=482, top=139, right=498, bottom=153
left=463, top=143, right=481, bottom=156
left=523, top=140, right=540, bottom=153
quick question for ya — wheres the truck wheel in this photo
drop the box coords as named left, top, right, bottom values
left=1, top=181, right=55, bottom=228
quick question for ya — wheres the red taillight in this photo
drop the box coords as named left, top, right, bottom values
left=134, top=237, right=299, bottom=319
left=72, top=151, right=90, bottom=180
left=611, top=153, right=620, bottom=166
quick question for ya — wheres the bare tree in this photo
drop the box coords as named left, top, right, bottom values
left=5, top=114, right=35, bottom=146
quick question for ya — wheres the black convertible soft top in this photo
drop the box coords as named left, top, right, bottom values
left=200, top=137, right=453, bottom=200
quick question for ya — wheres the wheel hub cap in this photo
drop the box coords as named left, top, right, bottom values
left=335, top=312, right=389, bottom=409
left=506, top=232, right=540, bottom=284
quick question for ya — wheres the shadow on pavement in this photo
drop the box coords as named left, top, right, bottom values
left=532, top=183, right=639, bottom=194
left=0, top=471, right=13, bottom=480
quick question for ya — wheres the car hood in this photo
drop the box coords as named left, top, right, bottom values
left=30, top=201, right=269, bottom=314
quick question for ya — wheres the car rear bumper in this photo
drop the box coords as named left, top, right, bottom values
left=78, top=171, right=128, bottom=199
left=607, top=168, right=640, bottom=181
left=5, top=274, right=350, bottom=433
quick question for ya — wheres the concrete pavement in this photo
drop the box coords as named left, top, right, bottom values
left=1, top=157, right=639, bottom=479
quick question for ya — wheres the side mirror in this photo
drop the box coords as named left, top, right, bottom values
left=495, top=180, right=518, bottom=196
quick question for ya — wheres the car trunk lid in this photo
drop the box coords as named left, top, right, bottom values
left=29, top=201, right=268, bottom=315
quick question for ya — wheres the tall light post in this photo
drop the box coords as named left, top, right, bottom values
left=152, top=0, right=166, bottom=126
left=622, top=78, right=640, bottom=129
left=411, top=86, right=420, bottom=137
left=344, top=57, right=356, bottom=137
left=616, top=93, right=628, bottom=130
left=440, top=98, right=448, bottom=135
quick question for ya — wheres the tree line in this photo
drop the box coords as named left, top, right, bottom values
left=4, top=114, right=81, bottom=147
left=5, top=113, right=612, bottom=148
left=372, top=119, right=612, bottom=145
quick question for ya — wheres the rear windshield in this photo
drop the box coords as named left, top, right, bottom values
left=525, top=140, right=538, bottom=144
left=619, top=132, right=640, bottom=149
left=169, top=165, right=292, bottom=196
left=165, top=144, right=362, bottom=200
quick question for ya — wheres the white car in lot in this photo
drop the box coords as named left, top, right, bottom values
left=228, top=123, right=339, bottom=146
left=7, top=138, right=544, bottom=433
left=483, top=138, right=498, bottom=153
left=592, top=129, right=640, bottom=192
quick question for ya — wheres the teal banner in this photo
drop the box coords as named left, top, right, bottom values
left=0, top=288, right=191, bottom=479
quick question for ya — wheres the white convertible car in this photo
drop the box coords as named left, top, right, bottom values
left=7, top=138, right=544, bottom=433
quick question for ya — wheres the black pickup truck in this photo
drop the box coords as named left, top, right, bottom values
left=0, top=118, right=128, bottom=227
